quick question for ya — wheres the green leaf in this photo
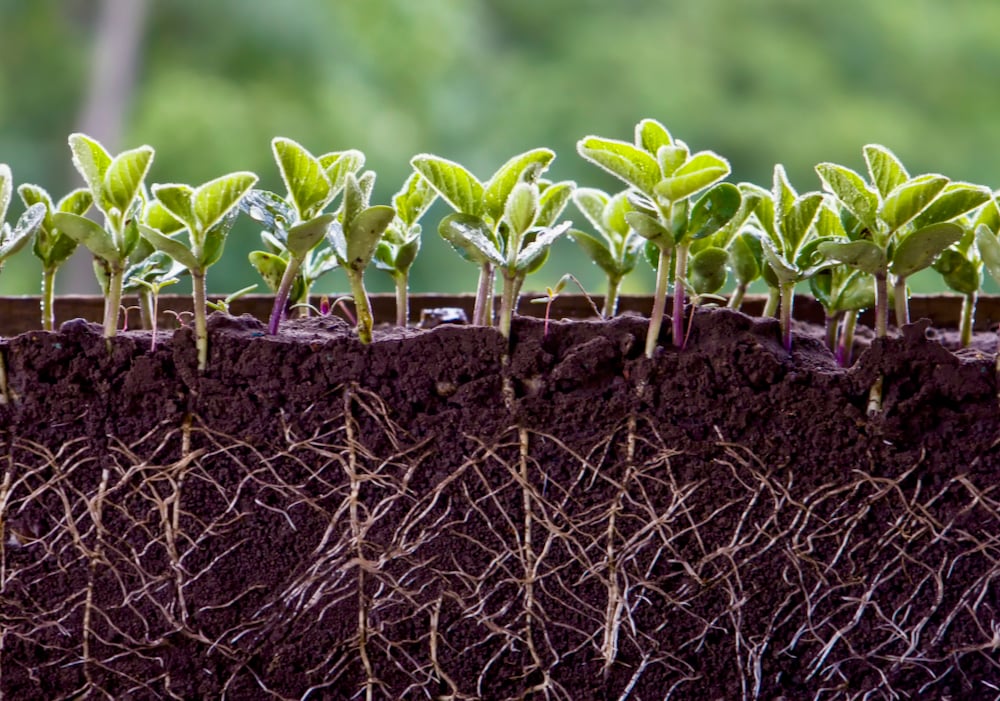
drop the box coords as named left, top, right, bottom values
left=152, top=184, right=197, bottom=233
left=58, top=188, right=93, bottom=217
left=536, top=180, right=574, bottom=227
left=816, top=239, right=886, bottom=275
left=240, top=189, right=295, bottom=234
left=0, top=203, right=45, bottom=259
left=341, top=172, right=366, bottom=230
left=137, top=223, right=199, bottom=271
left=656, top=144, right=689, bottom=177
left=772, top=164, right=797, bottom=219
left=103, top=145, right=154, bottom=215
left=394, top=238, right=420, bottom=274
left=933, top=248, right=980, bottom=295
left=729, top=230, right=762, bottom=284
left=879, top=174, right=949, bottom=231
left=504, top=181, right=539, bottom=236
left=438, top=212, right=503, bottom=266
left=516, top=221, right=571, bottom=272
left=144, top=200, right=184, bottom=234
left=577, top=136, right=660, bottom=195
left=604, top=191, right=633, bottom=239
left=976, top=224, right=1000, bottom=284
left=780, top=192, right=824, bottom=252
left=0, top=164, right=13, bottom=223
left=393, top=172, right=437, bottom=227
left=68, top=133, right=112, bottom=200
left=346, top=205, right=395, bottom=271
left=889, top=222, right=963, bottom=278
left=483, top=148, right=554, bottom=221
left=198, top=210, right=238, bottom=268
left=571, top=187, right=609, bottom=233
left=635, top=118, right=672, bottom=155
left=569, top=229, right=618, bottom=276
left=193, top=171, right=258, bottom=233
left=973, top=198, right=1000, bottom=234
left=286, top=213, right=336, bottom=258
left=911, top=183, right=992, bottom=229
left=625, top=211, right=672, bottom=246
left=18, top=183, right=55, bottom=232
left=249, top=250, right=288, bottom=293
left=272, top=137, right=332, bottom=220
left=655, top=151, right=731, bottom=202
left=743, top=183, right=775, bottom=238
left=760, top=236, right=799, bottom=284
left=52, top=211, right=120, bottom=263
left=688, top=183, right=741, bottom=241
left=834, top=271, right=875, bottom=312
left=411, top=154, right=484, bottom=216
left=863, top=144, right=909, bottom=198
left=815, top=163, right=879, bottom=231
left=689, top=246, right=729, bottom=294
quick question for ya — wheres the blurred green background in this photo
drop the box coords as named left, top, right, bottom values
left=1, top=0, right=999, bottom=297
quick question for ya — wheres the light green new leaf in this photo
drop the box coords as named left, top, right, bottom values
left=137, top=223, right=199, bottom=270
left=781, top=193, right=824, bottom=251
left=516, top=221, right=571, bottom=272
left=536, top=181, right=574, bottom=227
left=625, top=211, right=671, bottom=246
left=345, top=205, right=396, bottom=271
left=817, top=239, right=886, bottom=275
left=53, top=211, right=120, bottom=263
left=194, top=171, right=258, bottom=233
left=438, top=212, right=503, bottom=266
left=17, top=183, right=55, bottom=232
left=689, top=246, right=729, bottom=294
left=103, top=145, right=154, bottom=214
left=889, top=222, right=963, bottom=278
left=772, top=165, right=797, bottom=219
left=0, top=203, right=45, bottom=259
left=505, top=182, right=538, bottom=236
left=973, top=198, right=1000, bottom=234
left=411, top=155, right=484, bottom=216
left=863, top=144, right=909, bottom=198
left=570, top=229, right=617, bottom=275
left=571, top=188, right=608, bottom=233
left=635, top=118, right=672, bottom=155
left=483, top=148, right=554, bottom=221
left=577, top=136, right=660, bottom=195
left=286, top=213, right=336, bottom=258
left=911, top=183, right=991, bottom=229
left=760, top=237, right=799, bottom=284
left=248, top=250, right=288, bottom=293
left=815, top=163, right=879, bottom=231
left=975, top=224, right=1000, bottom=283
left=655, top=151, right=731, bottom=202
left=656, top=144, right=689, bottom=177
left=393, top=172, right=437, bottom=227
left=321, top=149, right=366, bottom=198
left=68, top=133, right=112, bottom=199
left=688, top=183, right=741, bottom=241
left=879, top=174, right=949, bottom=231
left=144, top=200, right=184, bottom=234
left=604, top=191, right=632, bottom=238
left=0, top=165, right=11, bottom=224
left=272, top=137, right=331, bottom=219
left=152, top=184, right=197, bottom=233
left=59, top=188, right=93, bottom=217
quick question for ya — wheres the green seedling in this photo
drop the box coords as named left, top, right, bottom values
left=324, top=172, right=396, bottom=343
left=743, top=166, right=829, bottom=351
left=137, top=171, right=258, bottom=370
left=577, top=118, right=736, bottom=355
left=206, top=284, right=258, bottom=315
left=569, top=188, right=642, bottom=317
left=242, top=138, right=365, bottom=334
left=17, top=184, right=92, bottom=330
left=123, top=197, right=190, bottom=330
left=412, top=148, right=571, bottom=329
left=530, top=273, right=601, bottom=336
left=816, top=145, right=989, bottom=337
left=53, top=133, right=154, bottom=340
left=0, top=164, right=46, bottom=403
left=128, top=272, right=180, bottom=351
left=374, top=172, right=438, bottom=327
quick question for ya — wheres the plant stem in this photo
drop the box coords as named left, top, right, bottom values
left=138, top=288, right=154, bottom=331
left=893, top=275, right=909, bottom=328
left=727, top=281, right=747, bottom=311
left=874, top=270, right=889, bottom=337
left=671, top=242, right=690, bottom=348
left=837, top=310, right=858, bottom=367
left=498, top=272, right=518, bottom=339
left=960, top=291, right=976, bottom=348
left=825, top=311, right=843, bottom=354
left=762, top=286, right=779, bottom=318
left=779, top=281, right=795, bottom=351
left=103, top=264, right=124, bottom=341
left=347, top=270, right=374, bottom=344
left=268, top=256, right=304, bottom=335
left=192, top=269, right=209, bottom=371
left=394, top=272, right=409, bottom=327
left=41, top=267, right=56, bottom=331
left=473, top=263, right=493, bottom=326
left=602, top=275, right=622, bottom=319
left=644, top=246, right=671, bottom=358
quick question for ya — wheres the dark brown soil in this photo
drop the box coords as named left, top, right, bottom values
left=3, top=307, right=1000, bottom=699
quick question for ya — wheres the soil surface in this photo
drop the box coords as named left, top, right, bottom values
left=2, top=307, right=1000, bottom=700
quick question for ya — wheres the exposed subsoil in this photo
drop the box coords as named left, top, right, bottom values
left=2, top=306, right=1000, bottom=700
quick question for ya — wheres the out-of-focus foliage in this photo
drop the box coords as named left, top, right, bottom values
left=1, top=0, right=999, bottom=295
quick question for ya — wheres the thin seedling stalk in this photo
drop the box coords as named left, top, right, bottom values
left=779, top=282, right=795, bottom=351
left=874, top=271, right=889, bottom=337
left=960, top=291, right=976, bottom=348
left=671, top=242, right=690, bottom=348
left=137, top=288, right=154, bottom=331
left=602, top=275, right=622, bottom=318
left=473, top=263, right=493, bottom=326
left=837, top=310, right=858, bottom=367
left=346, top=271, right=374, bottom=344
left=103, top=264, right=125, bottom=343
left=393, top=272, right=408, bottom=327
left=762, top=287, right=779, bottom=318
left=893, top=276, right=909, bottom=328
left=191, top=270, right=209, bottom=370
left=41, top=267, right=56, bottom=331
left=498, top=272, right=518, bottom=339
left=727, top=281, right=748, bottom=311
left=825, top=310, right=843, bottom=354
left=644, top=247, right=671, bottom=357
left=268, top=257, right=304, bottom=335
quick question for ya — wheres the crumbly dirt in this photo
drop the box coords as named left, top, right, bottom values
left=2, top=307, right=1000, bottom=700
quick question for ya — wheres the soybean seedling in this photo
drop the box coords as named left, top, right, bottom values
left=577, top=118, right=736, bottom=355
left=0, top=164, right=46, bottom=403
left=324, top=172, right=396, bottom=343
left=569, top=188, right=642, bottom=317
left=530, top=273, right=601, bottom=336
left=206, top=284, right=258, bottom=314
left=243, top=138, right=365, bottom=334
left=816, top=145, right=990, bottom=337
left=374, top=172, right=438, bottom=327
left=53, top=134, right=154, bottom=340
left=412, top=148, right=569, bottom=328
left=138, top=171, right=258, bottom=370
left=128, top=272, right=180, bottom=351
left=939, top=197, right=1000, bottom=348
left=17, top=184, right=92, bottom=330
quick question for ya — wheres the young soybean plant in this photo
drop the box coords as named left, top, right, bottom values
left=373, top=172, right=438, bottom=326
left=816, top=145, right=990, bottom=337
left=137, top=171, right=258, bottom=370
left=17, top=184, right=92, bottom=330
left=569, top=188, right=642, bottom=317
left=324, top=172, right=396, bottom=343
left=242, top=138, right=365, bottom=334
left=577, top=118, right=736, bottom=355
left=412, top=148, right=567, bottom=327
left=53, top=134, right=154, bottom=340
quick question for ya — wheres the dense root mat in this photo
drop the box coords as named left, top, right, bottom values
left=2, top=309, right=1000, bottom=699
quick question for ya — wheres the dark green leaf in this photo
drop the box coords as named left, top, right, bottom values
left=889, top=222, right=963, bottom=278
left=833, top=270, right=875, bottom=312
left=394, top=238, right=420, bottom=274
left=688, top=183, right=741, bottom=241
left=975, top=224, right=1000, bottom=284
left=933, top=248, right=980, bottom=295
left=729, top=230, right=763, bottom=284
left=689, top=246, right=729, bottom=294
